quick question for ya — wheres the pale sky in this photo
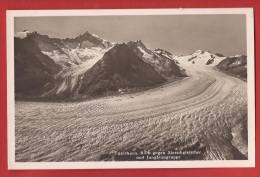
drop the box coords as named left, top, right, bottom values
left=14, top=15, right=247, bottom=56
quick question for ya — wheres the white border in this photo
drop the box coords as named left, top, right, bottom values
left=7, top=8, right=255, bottom=169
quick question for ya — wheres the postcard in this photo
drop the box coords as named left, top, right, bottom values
left=7, top=8, right=255, bottom=169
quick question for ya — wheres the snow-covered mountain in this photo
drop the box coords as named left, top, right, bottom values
left=42, top=42, right=187, bottom=99
left=15, top=30, right=113, bottom=69
left=15, top=30, right=114, bottom=97
left=14, top=31, right=187, bottom=99
left=174, top=50, right=227, bottom=66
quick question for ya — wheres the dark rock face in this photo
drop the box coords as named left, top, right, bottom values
left=206, top=58, right=214, bottom=65
left=79, top=44, right=166, bottom=96
left=14, top=37, right=62, bottom=95
left=215, top=53, right=225, bottom=57
left=216, top=55, right=247, bottom=80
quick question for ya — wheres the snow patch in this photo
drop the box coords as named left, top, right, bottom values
left=42, top=50, right=71, bottom=67
left=14, top=31, right=36, bottom=39
left=62, top=47, right=111, bottom=78
left=231, top=61, right=242, bottom=65
left=235, top=55, right=242, bottom=57
left=162, top=53, right=172, bottom=59
left=154, top=49, right=173, bottom=59
left=56, top=81, right=66, bottom=94
left=138, top=46, right=153, bottom=59
left=92, top=34, right=99, bottom=38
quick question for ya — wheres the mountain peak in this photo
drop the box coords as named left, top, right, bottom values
left=83, top=31, right=91, bottom=35
left=14, top=30, right=37, bottom=39
left=76, top=31, right=94, bottom=39
left=109, top=43, right=129, bottom=53
left=127, top=40, right=145, bottom=46
left=193, top=50, right=204, bottom=54
left=135, top=39, right=143, bottom=44
left=127, top=40, right=148, bottom=51
left=81, top=31, right=100, bottom=39
left=23, top=30, right=37, bottom=33
left=72, top=31, right=114, bottom=49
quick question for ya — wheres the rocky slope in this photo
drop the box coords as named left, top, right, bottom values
left=14, top=36, right=62, bottom=95
left=216, top=55, right=247, bottom=80
left=127, top=41, right=186, bottom=77
left=79, top=44, right=166, bottom=96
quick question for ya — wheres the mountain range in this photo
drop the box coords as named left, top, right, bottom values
left=14, top=30, right=247, bottom=99
left=14, top=30, right=187, bottom=99
left=171, top=49, right=247, bottom=80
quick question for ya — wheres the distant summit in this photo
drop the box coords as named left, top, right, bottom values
left=187, top=50, right=227, bottom=66
left=75, top=31, right=113, bottom=49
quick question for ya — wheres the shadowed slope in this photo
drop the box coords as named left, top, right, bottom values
left=14, top=37, right=62, bottom=95
left=79, top=44, right=166, bottom=96
left=216, top=55, right=247, bottom=80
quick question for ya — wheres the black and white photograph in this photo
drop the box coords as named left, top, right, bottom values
left=7, top=9, right=255, bottom=169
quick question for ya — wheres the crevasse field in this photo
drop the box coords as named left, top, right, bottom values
left=15, top=64, right=248, bottom=161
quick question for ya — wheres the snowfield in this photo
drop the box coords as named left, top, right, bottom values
left=41, top=47, right=111, bottom=97
left=15, top=63, right=248, bottom=161
left=173, top=50, right=227, bottom=66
